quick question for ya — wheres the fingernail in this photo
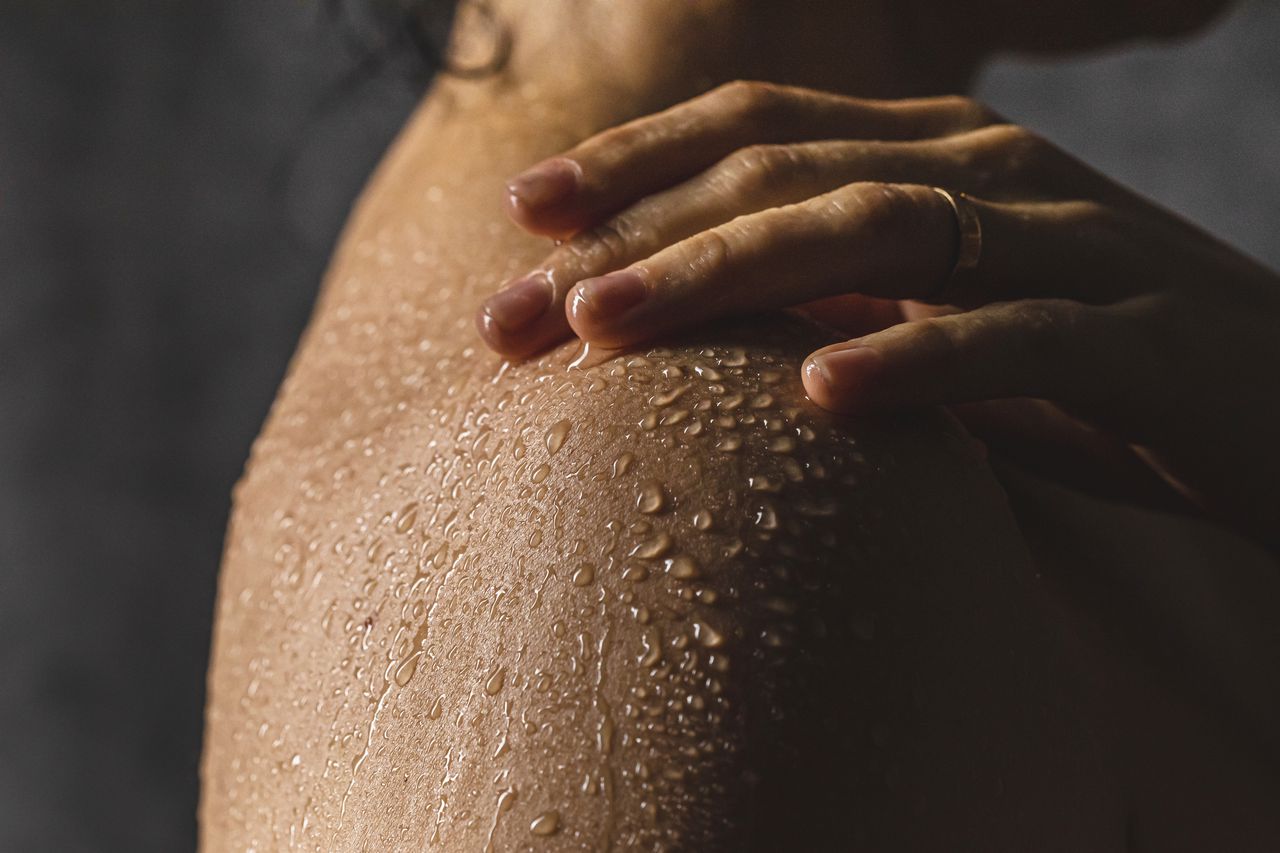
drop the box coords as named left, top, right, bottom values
left=482, top=272, right=553, bottom=334
left=571, top=270, right=648, bottom=322
left=506, top=158, right=581, bottom=212
left=807, top=346, right=883, bottom=401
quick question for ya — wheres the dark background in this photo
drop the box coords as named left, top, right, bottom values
left=2, top=2, right=1277, bottom=850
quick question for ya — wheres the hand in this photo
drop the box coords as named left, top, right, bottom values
left=476, top=81, right=1280, bottom=549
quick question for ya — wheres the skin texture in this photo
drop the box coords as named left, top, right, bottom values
left=480, top=83, right=1280, bottom=550
left=201, top=1, right=1279, bottom=850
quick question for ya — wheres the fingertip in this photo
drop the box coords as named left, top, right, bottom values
left=475, top=277, right=575, bottom=360
left=503, top=157, right=585, bottom=236
left=802, top=345, right=884, bottom=413
left=565, top=270, right=649, bottom=345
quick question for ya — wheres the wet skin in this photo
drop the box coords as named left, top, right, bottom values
left=200, top=2, right=1279, bottom=850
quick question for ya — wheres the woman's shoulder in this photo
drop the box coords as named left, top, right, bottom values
left=205, top=309, right=1124, bottom=849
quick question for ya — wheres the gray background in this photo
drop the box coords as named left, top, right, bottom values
left=1, top=2, right=1277, bottom=849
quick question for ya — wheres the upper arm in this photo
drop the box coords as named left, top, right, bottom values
left=337, top=317, right=1116, bottom=849
left=202, top=316, right=1120, bottom=851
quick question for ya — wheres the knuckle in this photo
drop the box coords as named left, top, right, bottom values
left=1017, top=299, right=1085, bottom=363
left=910, top=316, right=965, bottom=358
left=592, top=121, right=645, bottom=154
left=712, top=79, right=786, bottom=122
left=986, top=123, right=1049, bottom=172
left=561, top=216, right=648, bottom=271
left=932, top=94, right=1000, bottom=128
left=684, top=227, right=736, bottom=279
left=837, top=182, right=925, bottom=237
left=721, top=144, right=804, bottom=195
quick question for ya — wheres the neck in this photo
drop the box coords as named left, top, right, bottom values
left=434, top=0, right=982, bottom=135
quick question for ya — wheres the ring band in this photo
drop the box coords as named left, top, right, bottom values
left=932, top=187, right=983, bottom=279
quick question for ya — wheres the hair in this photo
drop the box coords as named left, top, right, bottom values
left=270, top=1, right=507, bottom=239
left=328, top=0, right=509, bottom=87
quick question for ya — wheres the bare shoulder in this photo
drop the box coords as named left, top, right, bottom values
left=201, top=314, right=1118, bottom=851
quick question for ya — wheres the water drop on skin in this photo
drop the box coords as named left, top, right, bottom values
left=692, top=510, right=713, bottom=531
left=621, top=562, right=650, bottom=583
left=485, top=666, right=507, bottom=696
left=612, top=452, right=634, bottom=478
left=691, top=621, right=724, bottom=648
left=716, top=435, right=742, bottom=453
left=544, top=419, right=571, bottom=455
left=636, top=482, right=666, bottom=514
left=530, top=811, right=561, bottom=836
left=664, top=555, right=700, bottom=580
left=659, top=408, right=689, bottom=426
left=572, top=564, right=596, bottom=587
left=769, top=435, right=796, bottom=454
left=630, top=533, right=673, bottom=560
left=394, top=652, right=421, bottom=686
left=753, top=502, right=779, bottom=531
left=649, top=384, right=690, bottom=407
left=395, top=502, right=418, bottom=534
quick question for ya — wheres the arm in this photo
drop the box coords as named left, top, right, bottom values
left=296, top=320, right=1118, bottom=850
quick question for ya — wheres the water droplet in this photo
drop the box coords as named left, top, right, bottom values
left=692, top=510, right=713, bottom=531
left=621, top=562, right=650, bottom=583
left=612, top=452, right=635, bottom=478
left=640, top=631, right=663, bottom=667
left=750, top=392, right=775, bottom=409
left=769, top=435, right=796, bottom=454
left=650, top=384, right=690, bottom=407
left=692, top=620, right=725, bottom=648
left=531, top=463, right=551, bottom=484
left=664, top=555, right=700, bottom=580
left=485, top=666, right=507, bottom=696
left=545, top=419, right=571, bottom=455
left=753, top=502, right=779, bottom=530
left=630, top=533, right=673, bottom=559
left=716, top=435, right=742, bottom=452
left=572, top=564, right=596, bottom=587
left=636, top=482, right=666, bottom=514
left=394, top=652, right=421, bottom=686
left=530, top=811, right=561, bottom=836
left=395, top=502, right=419, bottom=534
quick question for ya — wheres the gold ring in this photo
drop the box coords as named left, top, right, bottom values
left=932, top=187, right=983, bottom=280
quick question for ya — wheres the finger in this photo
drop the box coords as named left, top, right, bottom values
left=801, top=299, right=1141, bottom=418
left=950, top=398, right=1201, bottom=516
left=474, top=267, right=574, bottom=360
left=564, top=180, right=1143, bottom=347
left=505, top=82, right=999, bottom=237
left=479, top=130, right=1027, bottom=358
